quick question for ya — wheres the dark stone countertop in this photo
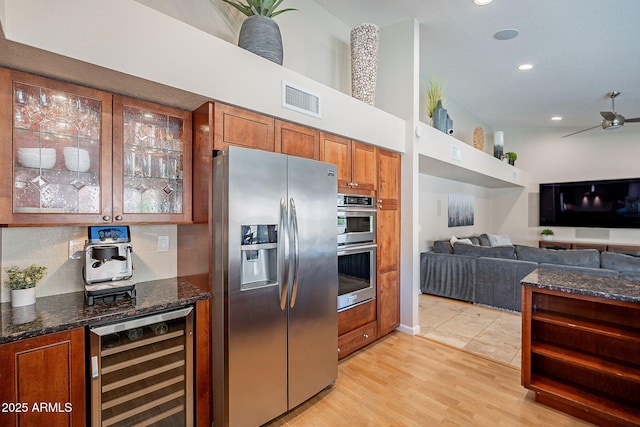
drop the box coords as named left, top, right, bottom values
left=521, top=268, right=640, bottom=303
left=0, top=277, right=210, bottom=344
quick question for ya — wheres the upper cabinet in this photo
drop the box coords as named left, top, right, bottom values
left=113, top=95, right=192, bottom=223
left=377, top=148, right=401, bottom=207
left=319, top=132, right=377, bottom=193
left=0, top=69, right=113, bottom=225
left=213, top=103, right=274, bottom=152
left=0, top=69, right=192, bottom=225
left=275, top=120, right=319, bottom=160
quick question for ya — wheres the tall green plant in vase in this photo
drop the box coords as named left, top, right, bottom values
left=425, top=78, right=447, bottom=124
left=221, top=0, right=297, bottom=65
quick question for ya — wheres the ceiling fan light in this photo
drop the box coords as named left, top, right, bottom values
left=474, top=0, right=493, bottom=5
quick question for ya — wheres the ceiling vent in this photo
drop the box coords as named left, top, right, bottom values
left=282, top=81, right=321, bottom=118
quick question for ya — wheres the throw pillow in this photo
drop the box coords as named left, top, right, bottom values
left=450, top=235, right=472, bottom=246
left=487, top=234, right=512, bottom=247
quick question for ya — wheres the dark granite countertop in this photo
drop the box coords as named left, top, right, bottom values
left=521, top=268, right=640, bottom=303
left=0, top=277, right=211, bottom=344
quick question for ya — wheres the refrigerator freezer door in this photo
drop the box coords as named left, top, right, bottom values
left=223, top=147, right=289, bottom=427
left=287, top=156, right=338, bottom=409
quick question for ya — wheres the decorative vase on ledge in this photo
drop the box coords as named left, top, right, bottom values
left=350, top=23, right=379, bottom=105
left=238, top=15, right=284, bottom=65
left=433, top=100, right=448, bottom=133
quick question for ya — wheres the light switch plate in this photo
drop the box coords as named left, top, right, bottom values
left=157, top=236, right=169, bottom=253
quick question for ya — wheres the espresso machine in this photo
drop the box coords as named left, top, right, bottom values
left=83, top=225, right=136, bottom=306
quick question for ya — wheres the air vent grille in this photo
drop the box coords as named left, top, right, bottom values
left=282, top=81, right=321, bottom=118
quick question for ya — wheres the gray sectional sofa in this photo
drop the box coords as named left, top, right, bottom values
left=420, top=236, right=640, bottom=312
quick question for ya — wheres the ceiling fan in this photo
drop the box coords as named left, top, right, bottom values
left=562, top=91, right=640, bottom=138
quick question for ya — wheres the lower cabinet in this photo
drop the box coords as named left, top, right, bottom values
left=522, top=286, right=640, bottom=426
left=0, top=328, right=86, bottom=427
left=338, top=321, right=377, bottom=359
left=337, top=300, right=376, bottom=359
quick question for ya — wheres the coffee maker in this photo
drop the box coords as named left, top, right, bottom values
left=83, top=225, right=135, bottom=306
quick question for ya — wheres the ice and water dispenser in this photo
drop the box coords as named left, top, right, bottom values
left=240, top=225, right=278, bottom=290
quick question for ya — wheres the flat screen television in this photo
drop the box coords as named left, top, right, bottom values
left=539, top=178, right=640, bottom=228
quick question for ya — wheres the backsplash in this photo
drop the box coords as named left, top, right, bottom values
left=0, top=225, right=177, bottom=303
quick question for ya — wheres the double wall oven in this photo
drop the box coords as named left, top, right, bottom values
left=337, top=194, right=377, bottom=311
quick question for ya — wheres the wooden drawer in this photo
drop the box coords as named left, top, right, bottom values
left=338, top=321, right=377, bottom=360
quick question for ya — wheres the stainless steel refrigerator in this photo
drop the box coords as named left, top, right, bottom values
left=212, top=146, right=338, bottom=427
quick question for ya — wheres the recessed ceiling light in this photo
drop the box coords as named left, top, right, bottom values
left=494, top=29, right=520, bottom=41
left=551, top=116, right=563, bottom=121
left=518, top=64, right=534, bottom=71
left=474, top=0, right=493, bottom=5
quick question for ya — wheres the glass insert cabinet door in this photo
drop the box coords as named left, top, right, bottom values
left=3, top=69, right=114, bottom=224
left=112, top=96, right=192, bottom=223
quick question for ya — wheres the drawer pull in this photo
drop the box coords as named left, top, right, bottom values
left=363, top=334, right=369, bottom=339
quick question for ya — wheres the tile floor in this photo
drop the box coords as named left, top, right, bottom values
left=418, top=293, right=522, bottom=368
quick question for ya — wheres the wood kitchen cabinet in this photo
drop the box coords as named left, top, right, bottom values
left=376, top=148, right=401, bottom=336
left=0, top=328, right=85, bottom=427
left=337, top=300, right=377, bottom=359
left=213, top=102, right=274, bottom=152
left=522, top=285, right=640, bottom=426
left=113, top=95, right=192, bottom=223
left=319, top=132, right=377, bottom=193
left=0, top=68, right=112, bottom=225
left=0, top=68, right=192, bottom=225
left=275, top=120, right=319, bottom=160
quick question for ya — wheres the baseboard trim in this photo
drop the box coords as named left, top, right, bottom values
left=396, top=323, right=420, bottom=336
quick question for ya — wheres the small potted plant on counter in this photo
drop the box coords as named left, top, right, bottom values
left=541, top=229, right=554, bottom=241
left=3, top=264, right=47, bottom=307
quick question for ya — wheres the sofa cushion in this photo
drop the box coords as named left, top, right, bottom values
left=486, top=234, right=512, bottom=247
left=478, top=234, right=491, bottom=247
left=619, top=271, right=640, bottom=281
left=538, top=263, right=620, bottom=278
left=450, top=235, right=473, bottom=246
left=600, top=251, right=640, bottom=273
left=454, top=243, right=515, bottom=259
left=433, top=240, right=453, bottom=254
left=515, top=245, right=600, bottom=268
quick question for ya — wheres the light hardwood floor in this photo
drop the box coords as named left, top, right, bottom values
left=266, top=332, right=592, bottom=426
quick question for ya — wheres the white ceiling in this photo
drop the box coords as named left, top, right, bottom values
left=312, top=0, right=640, bottom=132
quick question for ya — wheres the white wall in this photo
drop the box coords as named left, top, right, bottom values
left=419, top=175, right=494, bottom=251
left=1, top=225, right=177, bottom=302
left=495, top=126, right=640, bottom=245
left=1, top=0, right=404, bottom=152
left=134, top=0, right=352, bottom=95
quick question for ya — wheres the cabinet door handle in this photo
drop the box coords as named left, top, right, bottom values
left=115, top=215, right=123, bottom=221
left=363, top=334, right=369, bottom=339
left=102, top=215, right=111, bottom=222
left=352, top=182, right=359, bottom=187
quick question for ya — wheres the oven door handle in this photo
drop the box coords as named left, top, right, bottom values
left=337, top=243, right=378, bottom=255
left=337, top=207, right=376, bottom=214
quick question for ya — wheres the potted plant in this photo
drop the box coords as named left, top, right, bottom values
left=3, top=264, right=47, bottom=307
left=221, top=0, right=297, bottom=65
left=541, top=229, right=554, bottom=241
left=505, top=151, right=517, bottom=166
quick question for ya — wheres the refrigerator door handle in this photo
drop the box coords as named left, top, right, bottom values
left=279, top=197, right=290, bottom=310
left=290, top=197, right=300, bottom=308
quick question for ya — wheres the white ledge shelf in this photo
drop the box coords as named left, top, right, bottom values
left=416, top=122, right=526, bottom=188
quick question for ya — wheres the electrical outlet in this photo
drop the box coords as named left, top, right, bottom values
left=157, top=235, right=169, bottom=253
left=68, top=240, right=84, bottom=259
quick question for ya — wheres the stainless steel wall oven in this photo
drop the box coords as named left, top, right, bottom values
left=337, top=194, right=377, bottom=311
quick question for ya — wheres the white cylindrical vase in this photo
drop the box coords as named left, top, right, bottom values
left=11, top=287, right=36, bottom=307
left=494, top=131, right=504, bottom=159
left=350, top=23, right=379, bottom=105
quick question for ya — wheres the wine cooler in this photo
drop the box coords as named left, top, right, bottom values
left=89, top=307, right=194, bottom=426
